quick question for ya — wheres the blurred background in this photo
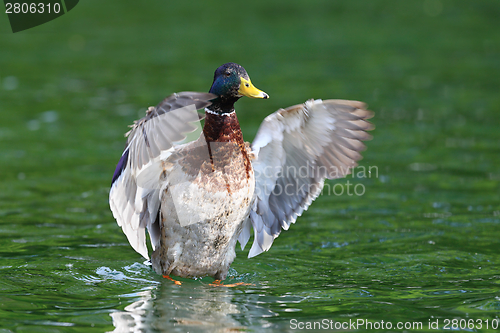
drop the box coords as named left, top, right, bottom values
left=1, top=1, right=499, bottom=332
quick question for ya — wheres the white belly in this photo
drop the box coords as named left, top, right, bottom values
left=151, top=150, right=255, bottom=279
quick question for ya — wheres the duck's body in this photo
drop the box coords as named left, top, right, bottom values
left=110, top=63, right=373, bottom=280
left=151, top=111, right=255, bottom=279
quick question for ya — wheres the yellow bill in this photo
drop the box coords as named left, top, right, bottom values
left=239, top=77, right=269, bottom=99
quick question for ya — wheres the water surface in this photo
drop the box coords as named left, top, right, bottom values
left=1, top=1, right=500, bottom=332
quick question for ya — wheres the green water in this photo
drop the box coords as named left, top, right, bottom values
left=1, top=1, right=500, bottom=332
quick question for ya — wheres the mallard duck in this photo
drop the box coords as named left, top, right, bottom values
left=110, top=63, right=373, bottom=281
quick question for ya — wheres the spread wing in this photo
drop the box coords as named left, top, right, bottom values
left=109, top=92, right=216, bottom=259
left=239, top=99, right=374, bottom=257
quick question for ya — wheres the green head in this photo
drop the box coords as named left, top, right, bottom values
left=208, top=63, right=268, bottom=114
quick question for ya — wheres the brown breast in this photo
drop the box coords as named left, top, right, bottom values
left=174, top=111, right=253, bottom=194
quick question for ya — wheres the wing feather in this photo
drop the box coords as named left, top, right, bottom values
left=245, top=99, right=373, bottom=257
left=109, top=92, right=216, bottom=259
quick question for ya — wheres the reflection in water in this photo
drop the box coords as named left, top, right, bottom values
left=106, top=267, right=277, bottom=332
left=109, top=288, right=155, bottom=333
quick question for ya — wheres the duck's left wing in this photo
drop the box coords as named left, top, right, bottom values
left=109, top=92, right=216, bottom=259
left=240, top=99, right=374, bottom=257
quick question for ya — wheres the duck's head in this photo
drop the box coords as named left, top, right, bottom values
left=208, top=63, right=268, bottom=114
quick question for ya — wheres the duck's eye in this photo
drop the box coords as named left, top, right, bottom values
left=225, top=72, right=231, bottom=77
